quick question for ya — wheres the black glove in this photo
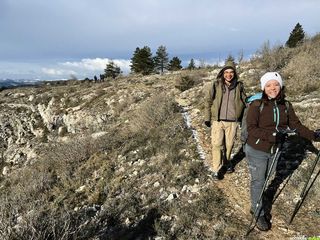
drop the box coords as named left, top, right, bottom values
left=314, top=129, right=320, bottom=141
left=275, top=131, right=288, bottom=145
left=205, top=121, right=211, bottom=128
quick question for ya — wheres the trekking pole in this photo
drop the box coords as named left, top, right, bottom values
left=288, top=151, right=320, bottom=225
left=245, top=146, right=282, bottom=236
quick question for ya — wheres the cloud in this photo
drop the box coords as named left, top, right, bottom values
left=3, top=0, right=319, bottom=62
left=62, top=58, right=108, bottom=70
left=61, top=58, right=131, bottom=73
left=0, top=57, right=132, bottom=80
left=1, top=0, right=320, bottom=80
left=38, top=58, right=131, bottom=79
left=41, top=68, right=76, bottom=76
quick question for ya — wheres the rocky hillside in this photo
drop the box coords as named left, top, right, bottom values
left=0, top=65, right=319, bottom=239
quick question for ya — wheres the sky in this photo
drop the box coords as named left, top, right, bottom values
left=0, top=0, right=319, bottom=80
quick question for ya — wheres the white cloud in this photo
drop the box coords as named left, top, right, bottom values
left=41, top=67, right=76, bottom=76
left=38, top=58, right=132, bottom=80
left=0, top=58, right=132, bottom=80
left=61, top=58, right=131, bottom=73
left=62, top=58, right=107, bottom=70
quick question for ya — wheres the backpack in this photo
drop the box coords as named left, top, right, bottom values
left=240, top=93, right=290, bottom=144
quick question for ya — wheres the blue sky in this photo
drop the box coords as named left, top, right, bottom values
left=0, top=0, right=319, bottom=80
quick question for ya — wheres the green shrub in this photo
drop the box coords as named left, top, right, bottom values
left=175, top=75, right=195, bottom=91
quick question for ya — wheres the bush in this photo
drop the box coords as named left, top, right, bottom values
left=252, top=41, right=293, bottom=71
left=129, top=93, right=179, bottom=134
left=283, top=37, right=320, bottom=94
left=175, top=75, right=195, bottom=91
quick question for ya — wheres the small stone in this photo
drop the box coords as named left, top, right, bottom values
left=125, top=218, right=130, bottom=226
left=166, top=193, right=178, bottom=202
left=75, top=185, right=86, bottom=193
left=2, top=166, right=10, bottom=176
left=29, top=95, right=35, bottom=101
left=181, top=185, right=188, bottom=192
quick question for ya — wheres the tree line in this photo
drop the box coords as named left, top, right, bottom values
left=101, top=45, right=198, bottom=79
left=99, top=22, right=305, bottom=80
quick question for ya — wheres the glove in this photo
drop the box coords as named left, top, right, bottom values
left=314, top=129, right=320, bottom=141
left=275, top=131, right=288, bottom=145
left=205, top=121, right=211, bottom=128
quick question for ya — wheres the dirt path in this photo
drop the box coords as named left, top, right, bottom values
left=176, top=93, right=304, bottom=239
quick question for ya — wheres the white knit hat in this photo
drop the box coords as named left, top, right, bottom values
left=260, top=72, right=283, bottom=90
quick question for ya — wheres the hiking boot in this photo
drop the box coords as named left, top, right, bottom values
left=226, top=165, right=235, bottom=173
left=264, top=212, right=272, bottom=222
left=212, top=172, right=223, bottom=180
left=256, top=215, right=271, bottom=231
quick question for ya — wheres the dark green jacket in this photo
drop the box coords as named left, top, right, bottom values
left=204, top=79, right=246, bottom=122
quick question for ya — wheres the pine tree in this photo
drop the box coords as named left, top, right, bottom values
left=104, top=61, right=121, bottom=79
left=130, top=46, right=154, bottom=75
left=154, top=45, right=169, bottom=74
left=225, top=54, right=235, bottom=64
left=187, top=58, right=196, bottom=70
left=130, top=47, right=141, bottom=73
left=286, top=23, right=305, bottom=48
left=168, top=56, right=183, bottom=71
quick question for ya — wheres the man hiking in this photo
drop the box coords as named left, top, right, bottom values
left=204, top=59, right=246, bottom=180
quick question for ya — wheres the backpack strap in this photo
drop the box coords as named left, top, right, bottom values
left=251, top=100, right=264, bottom=122
left=238, top=81, right=244, bottom=93
left=250, top=99, right=263, bottom=109
left=237, top=81, right=246, bottom=104
left=210, top=80, right=218, bottom=101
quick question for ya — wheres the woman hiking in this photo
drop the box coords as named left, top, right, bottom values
left=245, top=72, right=320, bottom=231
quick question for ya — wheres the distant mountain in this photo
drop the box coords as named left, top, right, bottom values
left=0, top=79, right=41, bottom=88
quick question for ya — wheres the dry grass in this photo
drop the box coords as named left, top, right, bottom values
left=283, top=36, right=320, bottom=95
left=0, top=92, right=233, bottom=239
left=249, top=33, right=320, bottom=96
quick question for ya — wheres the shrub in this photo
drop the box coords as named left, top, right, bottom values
left=175, top=75, right=195, bottom=91
left=252, top=41, right=293, bottom=71
left=129, top=93, right=179, bottom=134
left=283, top=37, right=320, bottom=94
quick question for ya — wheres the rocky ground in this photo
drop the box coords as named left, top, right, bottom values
left=0, top=70, right=319, bottom=239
